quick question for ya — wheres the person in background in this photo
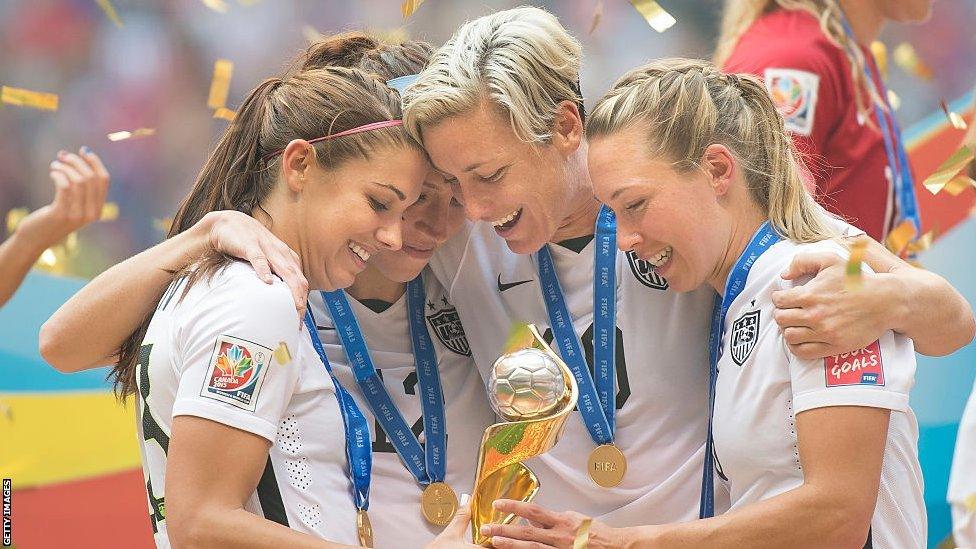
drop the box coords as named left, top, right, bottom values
left=0, top=147, right=109, bottom=307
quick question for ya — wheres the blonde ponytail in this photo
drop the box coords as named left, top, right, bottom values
left=587, top=58, right=836, bottom=243
left=713, top=0, right=882, bottom=126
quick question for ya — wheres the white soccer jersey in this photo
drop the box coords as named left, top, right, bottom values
left=136, top=262, right=358, bottom=548
left=308, top=268, right=494, bottom=548
left=712, top=235, right=925, bottom=548
left=949, top=380, right=976, bottom=548
left=429, top=221, right=718, bottom=526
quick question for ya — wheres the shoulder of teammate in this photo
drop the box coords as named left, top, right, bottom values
left=724, top=9, right=848, bottom=147
left=171, top=260, right=304, bottom=442
left=429, top=220, right=475, bottom=298
left=773, top=238, right=915, bottom=415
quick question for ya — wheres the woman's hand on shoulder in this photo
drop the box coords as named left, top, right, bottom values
left=199, top=210, right=308, bottom=318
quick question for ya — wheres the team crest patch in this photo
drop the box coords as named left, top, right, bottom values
left=730, top=310, right=760, bottom=366
left=763, top=68, right=819, bottom=136
left=427, top=306, right=471, bottom=356
left=200, top=335, right=272, bottom=411
left=626, top=251, right=669, bottom=290
left=825, top=340, right=885, bottom=387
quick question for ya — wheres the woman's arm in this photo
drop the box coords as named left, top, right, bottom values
left=1, top=148, right=109, bottom=307
left=483, top=406, right=890, bottom=549
left=166, top=415, right=356, bottom=549
left=771, top=240, right=976, bottom=358
left=40, top=210, right=307, bottom=372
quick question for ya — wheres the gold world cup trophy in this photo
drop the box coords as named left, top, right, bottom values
left=471, top=324, right=578, bottom=546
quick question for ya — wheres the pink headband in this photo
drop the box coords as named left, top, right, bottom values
left=262, top=119, right=404, bottom=163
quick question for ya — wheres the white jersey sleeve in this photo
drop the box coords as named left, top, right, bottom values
left=171, top=263, right=302, bottom=442
left=780, top=240, right=915, bottom=414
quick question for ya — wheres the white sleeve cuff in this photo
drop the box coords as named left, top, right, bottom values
left=172, top=399, right=279, bottom=443
left=794, top=387, right=909, bottom=414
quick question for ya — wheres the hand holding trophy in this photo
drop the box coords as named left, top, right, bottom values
left=471, top=324, right=578, bottom=546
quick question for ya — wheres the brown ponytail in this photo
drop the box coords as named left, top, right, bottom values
left=110, top=64, right=419, bottom=399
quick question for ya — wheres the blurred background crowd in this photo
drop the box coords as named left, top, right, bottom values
left=0, top=1, right=974, bottom=548
left=1, top=0, right=973, bottom=275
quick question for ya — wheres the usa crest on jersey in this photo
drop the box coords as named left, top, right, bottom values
left=763, top=68, right=819, bottom=136
left=427, top=307, right=471, bottom=356
left=626, top=250, right=669, bottom=290
left=730, top=310, right=760, bottom=366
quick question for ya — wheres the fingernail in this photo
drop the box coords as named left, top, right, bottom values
left=480, top=525, right=491, bottom=535
left=80, top=146, right=91, bottom=155
left=58, top=150, right=68, bottom=157
left=459, top=493, right=470, bottom=506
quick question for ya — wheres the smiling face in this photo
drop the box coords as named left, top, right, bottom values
left=588, top=127, right=735, bottom=293
left=296, top=144, right=428, bottom=291
left=421, top=99, right=583, bottom=255
left=370, top=170, right=467, bottom=282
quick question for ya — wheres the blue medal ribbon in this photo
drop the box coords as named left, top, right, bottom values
left=700, top=221, right=781, bottom=518
left=839, top=14, right=922, bottom=237
left=322, top=275, right=447, bottom=486
left=304, top=310, right=373, bottom=511
left=535, top=205, right=617, bottom=446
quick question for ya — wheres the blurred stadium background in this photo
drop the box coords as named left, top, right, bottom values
left=0, top=1, right=973, bottom=547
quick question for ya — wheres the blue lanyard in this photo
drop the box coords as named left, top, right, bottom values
left=321, top=276, right=447, bottom=486
left=535, top=205, right=617, bottom=445
left=839, top=14, right=921, bottom=234
left=304, top=310, right=373, bottom=511
left=700, top=221, right=781, bottom=518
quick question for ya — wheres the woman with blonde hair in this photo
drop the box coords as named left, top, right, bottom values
left=716, top=0, right=933, bottom=243
left=483, top=58, right=926, bottom=549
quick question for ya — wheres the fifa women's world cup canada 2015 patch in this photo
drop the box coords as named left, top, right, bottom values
left=763, top=67, right=819, bottom=136
left=201, top=335, right=273, bottom=411
left=824, top=340, right=885, bottom=387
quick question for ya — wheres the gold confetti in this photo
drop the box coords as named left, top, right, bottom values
left=923, top=145, right=975, bottom=195
left=589, top=0, right=604, bottom=35
left=64, top=231, right=79, bottom=256
left=201, top=0, right=230, bottom=13
left=870, top=41, right=888, bottom=79
left=1, top=86, right=58, bottom=111
left=274, top=341, right=292, bottom=365
left=629, top=0, right=676, bottom=33
left=302, top=24, right=324, bottom=44
left=844, top=238, right=868, bottom=290
left=213, top=107, right=236, bottom=121
left=942, top=173, right=976, bottom=196
left=153, top=217, right=173, bottom=233
left=38, top=248, right=58, bottom=267
left=885, top=219, right=917, bottom=256
left=207, top=59, right=234, bottom=110
left=893, top=42, right=933, bottom=80
left=6, top=208, right=29, bottom=234
left=940, top=99, right=968, bottom=131
left=401, top=0, right=425, bottom=19
left=100, top=202, right=119, bottom=221
left=906, top=229, right=935, bottom=254
left=886, top=89, right=900, bottom=111
left=95, top=0, right=123, bottom=28
left=107, top=127, right=156, bottom=141
left=966, top=493, right=976, bottom=513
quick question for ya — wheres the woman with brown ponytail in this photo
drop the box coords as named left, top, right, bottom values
left=480, top=59, right=926, bottom=549
left=41, top=33, right=484, bottom=549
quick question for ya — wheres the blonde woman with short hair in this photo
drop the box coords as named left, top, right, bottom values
left=483, top=58, right=926, bottom=549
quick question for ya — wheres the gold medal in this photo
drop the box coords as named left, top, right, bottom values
left=587, top=444, right=626, bottom=488
left=357, top=509, right=374, bottom=548
left=421, top=481, right=458, bottom=526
